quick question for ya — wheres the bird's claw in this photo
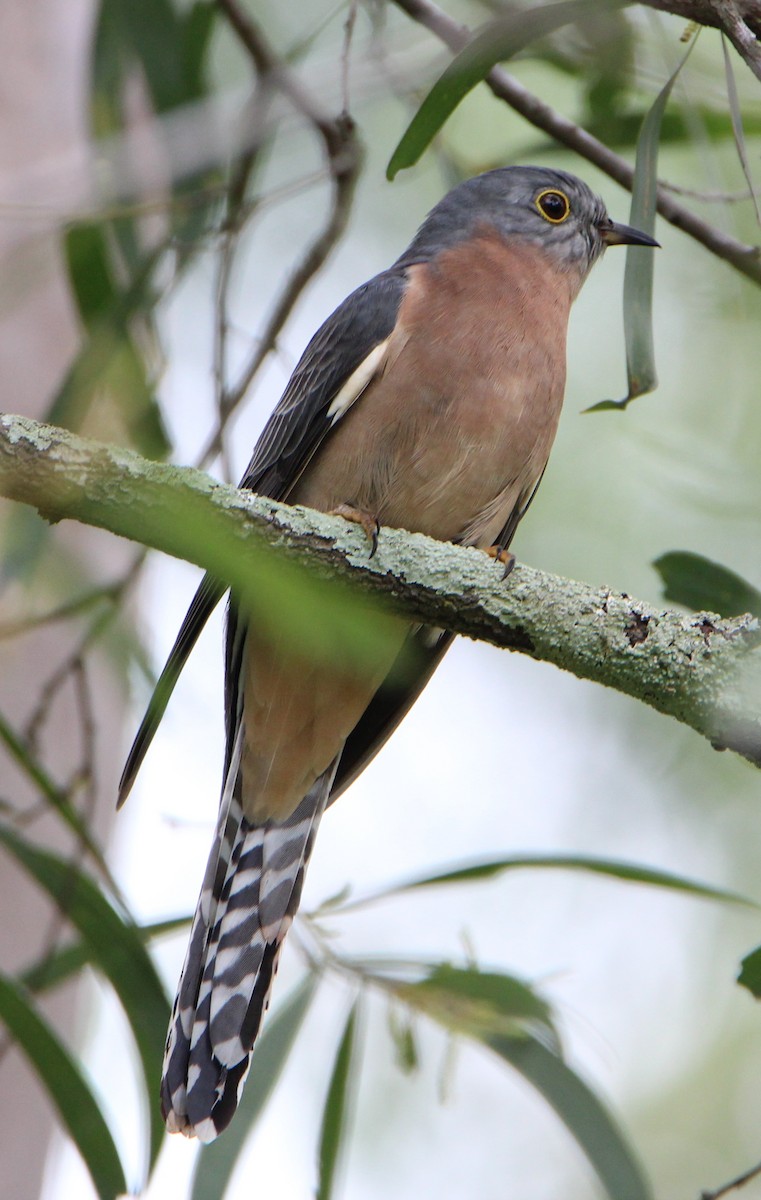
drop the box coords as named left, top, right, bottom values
left=485, top=545, right=516, bottom=580
left=330, top=504, right=381, bottom=558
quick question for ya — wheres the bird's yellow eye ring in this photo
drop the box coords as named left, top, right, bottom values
left=535, top=188, right=571, bottom=224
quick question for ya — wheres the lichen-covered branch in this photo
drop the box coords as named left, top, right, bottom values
left=1, top=412, right=760, bottom=768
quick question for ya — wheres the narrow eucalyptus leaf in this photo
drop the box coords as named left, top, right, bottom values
left=654, top=551, right=761, bottom=618
left=191, top=977, right=317, bottom=1200
left=489, top=1035, right=652, bottom=1200
left=738, top=945, right=761, bottom=998
left=0, top=825, right=170, bottom=1172
left=0, top=972, right=128, bottom=1200
left=317, top=1001, right=361, bottom=1200
left=387, top=0, right=623, bottom=179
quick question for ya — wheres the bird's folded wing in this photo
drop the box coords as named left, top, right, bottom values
left=119, top=267, right=409, bottom=805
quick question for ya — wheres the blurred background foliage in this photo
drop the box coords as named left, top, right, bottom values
left=1, top=0, right=761, bottom=1198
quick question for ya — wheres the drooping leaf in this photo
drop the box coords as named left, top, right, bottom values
left=340, top=853, right=753, bottom=912
left=738, top=945, right=761, bottom=998
left=587, top=39, right=695, bottom=412
left=21, top=915, right=191, bottom=994
left=0, top=825, right=170, bottom=1173
left=191, top=976, right=317, bottom=1200
left=654, top=551, right=761, bottom=618
left=722, top=36, right=761, bottom=224
left=0, top=971, right=128, bottom=1200
left=181, top=1, right=217, bottom=100
left=381, top=961, right=650, bottom=1199
left=489, top=1035, right=652, bottom=1200
left=387, top=0, right=623, bottom=179
left=64, top=224, right=118, bottom=330
left=317, top=1001, right=361, bottom=1200
left=0, top=714, right=115, bottom=883
left=385, top=963, right=558, bottom=1048
left=388, top=1006, right=419, bottom=1074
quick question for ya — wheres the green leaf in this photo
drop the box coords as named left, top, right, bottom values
left=21, top=915, right=191, bottom=994
left=191, top=976, right=317, bottom=1200
left=654, top=551, right=761, bottom=617
left=115, top=0, right=187, bottom=115
left=64, top=224, right=118, bottom=330
left=0, top=825, right=170, bottom=1173
left=181, top=1, right=217, bottom=100
left=387, top=0, right=623, bottom=179
left=386, top=963, right=558, bottom=1048
left=381, top=960, right=650, bottom=1199
left=0, top=971, right=128, bottom=1200
left=590, top=39, right=695, bottom=412
left=341, top=853, right=753, bottom=911
left=738, top=945, right=761, bottom=998
left=0, top=712, right=116, bottom=882
left=388, top=1007, right=419, bottom=1074
left=489, top=1035, right=652, bottom=1200
left=722, top=36, right=761, bottom=225
left=317, top=1001, right=361, bottom=1200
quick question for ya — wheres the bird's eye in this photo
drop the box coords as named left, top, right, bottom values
left=535, top=189, right=571, bottom=224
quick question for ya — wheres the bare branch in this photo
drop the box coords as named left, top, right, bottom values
left=200, top=1, right=362, bottom=465
left=390, top=0, right=761, bottom=286
left=2, top=412, right=761, bottom=770
left=638, top=0, right=761, bottom=82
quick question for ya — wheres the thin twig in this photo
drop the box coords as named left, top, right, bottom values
left=701, top=1157, right=761, bottom=1199
left=390, top=0, right=761, bottom=286
left=342, top=0, right=360, bottom=117
left=200, top=0, right=361, bottom=465
left=213, top=78, right=273, bottom=481
left=639, top=0, right=761, bottom=83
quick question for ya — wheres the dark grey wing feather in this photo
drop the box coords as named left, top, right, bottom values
left=120, top=267, right=407, bottom=803
left=331, top=628, right=454, bottom=803
left=239, top=269, right=408, bottom=499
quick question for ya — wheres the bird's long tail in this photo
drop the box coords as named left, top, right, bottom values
left=161, top=733, right=336, bottom=1142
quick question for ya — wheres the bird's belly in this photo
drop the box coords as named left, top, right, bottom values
left=295, top=243, right=569, bottom=546
left=295, top=362, right=564, bottom=547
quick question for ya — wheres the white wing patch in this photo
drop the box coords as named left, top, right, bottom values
left=327, top=337, right=390, bottom=426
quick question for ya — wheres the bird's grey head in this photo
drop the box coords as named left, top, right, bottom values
left=398, top=166, right=657, bottom=280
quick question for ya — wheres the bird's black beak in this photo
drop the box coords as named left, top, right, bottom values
left=597, top=218, right=660, bottom=248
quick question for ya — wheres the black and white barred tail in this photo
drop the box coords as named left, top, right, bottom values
left=160, top=738, right=336, bottom=1141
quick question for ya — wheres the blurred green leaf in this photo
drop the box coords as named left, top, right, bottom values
left=722, top=36, right=761, bottom=224
left=107, top=0, right=187, bottom=115
left=21, top=915, right=191, bottom=994
left=381, top=960, right=649, bottom=1200
left=387, top=963, right=558, bottom=1047
left=317, top=1001, right=360, bottom=1200
left=0, top=505, right=49, bottom=585
left=191, top=976, right=317, bottom=1200
left=654, top=551, right=761, bottom=617
left=53, top=225, right=171, bottom=459
left=589, top=41, right=694, bottom=412
left=181, top=1, right=217, bottom=100
left=388, top=1007, right=419, bottom=1074
left=387, top=0, right=621, bottom=179
left=489, top=1035, right=652, bottom=1200
left=0, top=715, right=115, bottom=881
left=65, top=225, right=118, bottom=329
left=738, top=945, right=761, bottom=998
left=0, top=825, right=170, bottom=1173
left=341, top=853, right=753, bottom=910
left=0, top=970, right=128, bottom=1200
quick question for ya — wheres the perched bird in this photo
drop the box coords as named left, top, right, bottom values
left=119, top=166, right=658, bottom=1141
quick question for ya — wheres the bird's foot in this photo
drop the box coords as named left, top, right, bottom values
left=484, top=545, right=516, bottom=580
left=330, top=504, right=381, bottom=558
